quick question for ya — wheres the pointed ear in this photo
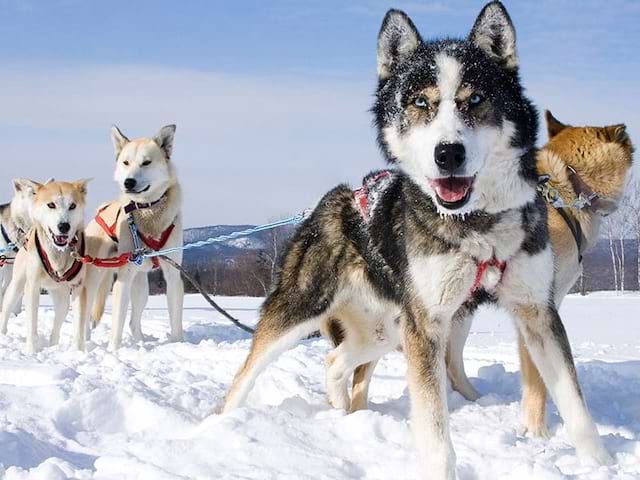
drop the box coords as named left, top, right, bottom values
left=73, top=178, right=92, bottom=196
left=377, top=9, right=421, bottom=81
left=545, top=110, right=568, bottom=138
left=44, top=177, right=55, bottom=184
left=13, top=178, right=42, bottom=196
left=153, top=124, right=177, bottom=158
left=111, top=125, right=130, bottom=158
left=468, top=1, right=517, bottom=71
left=605, top=124, right=629, bottom=144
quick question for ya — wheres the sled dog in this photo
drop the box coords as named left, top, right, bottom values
left=83, top=125, right=184, bottom=351
left=0, top=179, right=42, bottom=317
left=222, top=2, right=611, bottom=477
left=0, top=180, right=90, bottom=352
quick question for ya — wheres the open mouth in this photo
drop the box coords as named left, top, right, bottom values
left=428, top=176, right=474, bottom=210
left=126, top=185, right=151, bottom=195
left=49, top=229, right=70, bottom=247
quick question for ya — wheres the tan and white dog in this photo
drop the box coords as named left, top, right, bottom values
left=83, top=125, right=184, bottom=351
left=0, top=179, right=41, bottom=316
left=0, top=180, right=90, bottom=352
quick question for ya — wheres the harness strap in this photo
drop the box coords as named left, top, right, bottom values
left=470, top=257, right=507, bottom=295
left=555, top=207, right=583, bottom=263
left=138, top=224, right=176, bottom=269
left=95, top=203, right=121, bottom=243
left=1, top=224, right=15, bottom=249
left=35, top=232, right=85, bottom=283
left=123, top=195, right=166, bottom=214
left=353, top=171, right=392, bottom=220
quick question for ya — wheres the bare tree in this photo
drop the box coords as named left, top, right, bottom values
left=627, top=179, right=640, bottom=291
left=605, top=216, right=619, bottom=292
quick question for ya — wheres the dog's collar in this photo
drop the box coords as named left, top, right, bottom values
left=34, top=230, right=85, bottom=283
left=123, top=192, right=167, bottom=214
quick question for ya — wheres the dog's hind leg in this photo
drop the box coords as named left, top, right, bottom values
left=446, top=308, right=480, bottom=401
left=512, top=303, right=611, bottom=464
left=223, top=303, right=325, bottom=412
left=91, top=272, right=112, bottom=329
left=129, top=272, right=148, bottom=342
left=49, top=286, right=70, bottom=347
left=108, top=267, right=134, bottom=351
left=161, top=256, right=184, bottom=342
left=0, top=266, right=26, bottom=334
left=350, top=360, right=378, bottom=412
left=518, top=331, right=548, bottom=437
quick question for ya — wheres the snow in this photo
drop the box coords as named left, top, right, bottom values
left=0, top=293, right=639, bottom=479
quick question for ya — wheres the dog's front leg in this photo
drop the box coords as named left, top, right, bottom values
left=109, top=266, right=135, bottom=351
left=24, top=278, right=41, bottom=353
left=446, top=304, right=480, bottom=401
left=49, top=286, right=70, bottom=347
left=72, top=286, right=87, bottom=351
left=161, top=258, right=184, bottom=342
left=403, top=308, right=456, bottom=480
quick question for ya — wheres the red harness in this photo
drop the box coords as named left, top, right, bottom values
left=353, top=170, right=392, bottom=220
left=353, top=171, right=507, bottom=298
left=34, top=232, right=84, bottom=283
left=94, top=202, right=175, bottom=269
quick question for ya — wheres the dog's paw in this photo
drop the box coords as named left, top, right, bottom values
left=577, top=442, right=614, bottom=467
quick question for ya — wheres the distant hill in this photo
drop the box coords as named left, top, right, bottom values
left=150, top=225, right=639, bottom=296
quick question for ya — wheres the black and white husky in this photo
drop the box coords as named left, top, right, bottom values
left=223, top=2, right=611, bottom=477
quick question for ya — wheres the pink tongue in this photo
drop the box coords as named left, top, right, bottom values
left=432, top=178, right=471, bottom=202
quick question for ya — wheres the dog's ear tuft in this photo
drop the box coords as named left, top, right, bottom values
left=154, top=124, right=177, bottom=159
left=111, top=125, right=130, bottom=158
left=44, top=177, right=55, bottom=184
left=469, top=1, right=517, bottom=71
left=73, top=178, right=92, bottom=196
left=605, top=124, right=629, bottom=144
left=377, top=9, right=421, bottom=81
left=13, top=178, right=42, bottom=196
left=545, top=110, right=568, bottom=139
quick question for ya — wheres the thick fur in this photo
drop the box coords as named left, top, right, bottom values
left=347, top=112, right=635, bottom=438
left=83, top=125, right=184, bottom=351
left=0, top=180, right=90, bottom=352
left=222, top=3, right=611, bottom=477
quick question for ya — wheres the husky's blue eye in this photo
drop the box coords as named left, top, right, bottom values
left=469, top=94, right=482, bottom=106
left=47, top=202, right=56, bottom=209
left=413, top=96, right=428, bottom=108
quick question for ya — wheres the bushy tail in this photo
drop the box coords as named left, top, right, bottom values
left=91, top=274, right=113, bottom=328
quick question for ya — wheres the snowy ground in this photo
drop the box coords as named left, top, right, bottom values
left=0, top=293, right=638, bottom=480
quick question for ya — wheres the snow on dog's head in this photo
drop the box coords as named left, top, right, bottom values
left=30, top=179, right=89, bottom=249
left=373, top=1, right=538, bottom=215
left=111, top=124, right=177, bottom=203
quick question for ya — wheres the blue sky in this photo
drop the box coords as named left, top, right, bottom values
left=0, top=0, right=638, bottom=226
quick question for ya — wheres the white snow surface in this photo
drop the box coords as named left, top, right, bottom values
left=0, top=293, right=639, bottom=479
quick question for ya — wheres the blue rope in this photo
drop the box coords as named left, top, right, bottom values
left=141, top=209, right=310, bottom=259
left=0, top=243, right=17, bottom=255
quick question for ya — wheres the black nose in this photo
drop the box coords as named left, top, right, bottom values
left=124, top=178, right=137, bottom=190
left=434, top=143, right=466, bottom=173
left=58, top=222, right=70, bottom=234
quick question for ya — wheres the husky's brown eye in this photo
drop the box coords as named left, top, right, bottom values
left=123, top=160, right=130, bottom=166
left=47, top=202, right=56, bottom=209
left=413, top=96, right=428, bottom=108
left=69, top=203, right=76, bottom=210
left=142, top=160, right=152, bottom=166
left=469, top=93, right=483, bottom=106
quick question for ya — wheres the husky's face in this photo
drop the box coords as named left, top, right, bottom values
left=31, top=180, right=89, bottom=248
left=374, top=2, right=538, bottom=215
left=111, top=125, right=177, bottom=202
